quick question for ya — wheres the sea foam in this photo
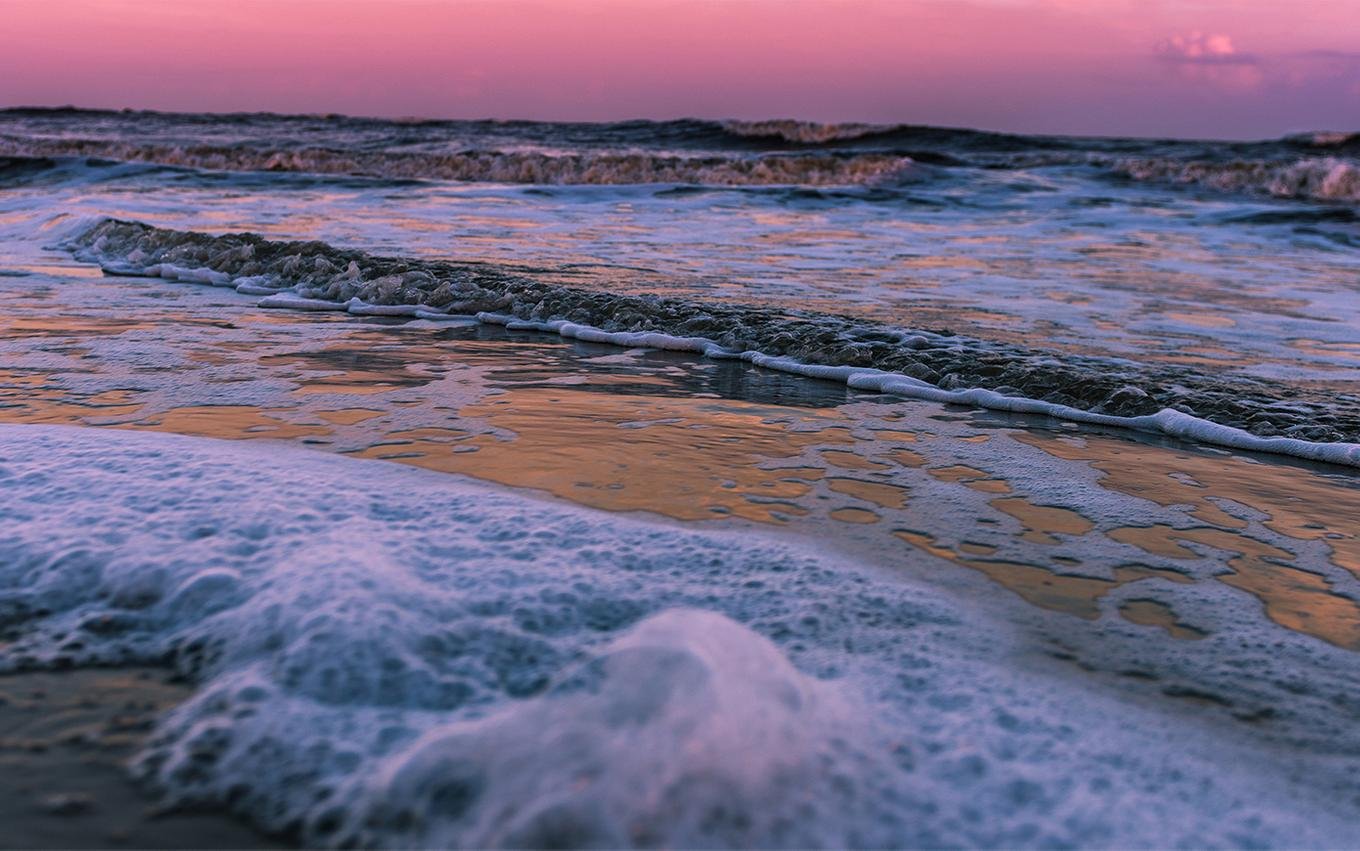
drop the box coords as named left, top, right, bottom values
left=1111, top=155, right=1360, bottom=203
left=2, top=424, right=1359, bottom=847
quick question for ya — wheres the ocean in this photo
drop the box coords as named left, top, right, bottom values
left=1, top=107, right=1359, bottom=847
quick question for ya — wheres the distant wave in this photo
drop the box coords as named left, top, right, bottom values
left=0, top=154, right=59, bottom=181
left=0, top=136, right=914, bottom=186
left=712, top=119, right=1078, bottom=158
left=1110, top=156, right=1360, bottom=203
left=63, top=219, right=1360, bottom=462
left=1286, top=131, right=1360, bottom=152
left=719, top=119, right=900, bottom=145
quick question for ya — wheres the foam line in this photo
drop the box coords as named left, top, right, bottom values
left=257, top=293, right=349, bottom=311
left=419, top=312, right=1360, bottom=467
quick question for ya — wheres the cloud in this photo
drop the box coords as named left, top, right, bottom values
left=1156, top=32, right=1264, bottom=90
left=1157, top=32, right=1259, bottom=66
left=1151, top=36, right=1360, bottom=104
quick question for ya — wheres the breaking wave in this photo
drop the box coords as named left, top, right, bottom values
left=720, top=119, right=901, bottom=145
left=1286, top=130, right=1360, bottom=152
left=6, top=110, right=1358, bottom=203
left=63, top=219, right=1360, bottom=464
left=1110, top=155, right=1360, bottom=203
left=0, top=136, right=913, bottom=186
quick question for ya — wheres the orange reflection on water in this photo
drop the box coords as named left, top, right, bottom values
left=126, top=405, right=331, bottom=441
left=827, top=477, right=909, bottom=509
left=349, top=386, right=853, bottom=523
left=927, top=463, right=1012, bottom=493
left=315, top=408, right=386, bottom=425
left=991, top=497, right=1094, bottom=545
left=819, top=449, right=890, bottom=471
left=1119, top=599, right=1206, bottom=640
left=0, top=316, right=158, bottom=339
left=1014, top=431, right=1360, bottom=578
left=896, top=529, right=1192, bottom=622
left=1108, top=524, right=1360, bottom=649
left=830, top=507, right=881, bottom=524
left=1289, top=338, right=1360, bottom=362
left=1018, top=431, right=1360, bottom=649
left=0, top=372, right=144, bottom=425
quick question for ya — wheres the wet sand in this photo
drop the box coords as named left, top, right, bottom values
left=0, top=669, right=277, bottom=849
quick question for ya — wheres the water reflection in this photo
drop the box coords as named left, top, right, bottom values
left=4, top=293, right=1360, bottom=652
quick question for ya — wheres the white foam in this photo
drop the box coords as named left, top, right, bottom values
left=721, top=119, right=893, bottom=145
left=1114, top=155, right=1360, bottom=203
left=231, top=274, right=283, bottom=295
left=345, top=298, right=423, bottom=316
left=326, top=609, right=862, bottom=848
left=2, top=424, right=1357, bottom=847
left=412, top=308, right=479, bottom=323
left=257, top=293, right=349, bottom=311
left=154, top=263, right=233, bottom=286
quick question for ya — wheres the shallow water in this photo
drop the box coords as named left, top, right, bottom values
left=3, top=251, right=1359, bottom=650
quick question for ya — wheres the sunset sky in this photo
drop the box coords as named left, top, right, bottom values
left=2, top=0, right=1358, bottom=139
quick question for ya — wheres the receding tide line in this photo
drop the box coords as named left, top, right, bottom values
left=62, top=219, right=1360, bottom=469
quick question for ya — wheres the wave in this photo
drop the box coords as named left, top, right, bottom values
left=0, top=154, right=60, bottom=182
left=0, top=132, right=920, bottom=186
left=0, top=136, right=913, bottom=186
left=0, top=106, right=1055, bottom=153
left=64, top=219, right=1360, bottom=465
left=1286, top=131, right=1360, bottom=152
left=720, top=119, right=903, bottom=145
left=713, top=118, right=1067, bottom=155
left=1110, top=155, right=1360, bottom=203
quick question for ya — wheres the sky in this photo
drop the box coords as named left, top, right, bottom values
left=1, top=0, right=1358, bottom=139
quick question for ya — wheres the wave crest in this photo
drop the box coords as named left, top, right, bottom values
left=719, top=119, right=897, bottom=145
left=0, top=136, right=913, bottom=186
left=1111, top=155, right=1360, bottom=203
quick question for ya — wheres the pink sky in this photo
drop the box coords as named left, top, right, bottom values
left=2, top=0, right=1358, bottom=138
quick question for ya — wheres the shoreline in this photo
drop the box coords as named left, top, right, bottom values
left=0, top=667, right=278, bottom=849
